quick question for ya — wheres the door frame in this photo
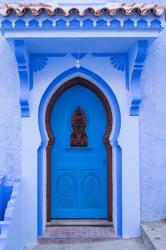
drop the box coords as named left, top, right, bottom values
left=45, top=76, right=113, bottom=222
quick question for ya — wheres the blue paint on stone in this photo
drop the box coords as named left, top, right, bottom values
left=0, top=177, right=12, bottom=221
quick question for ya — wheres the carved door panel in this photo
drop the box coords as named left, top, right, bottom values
left=50, top=84, right=108, bottom=218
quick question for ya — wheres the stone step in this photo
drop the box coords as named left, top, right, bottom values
left=47, top=219, right=113, bottom=227
left=38, top=226, right=116, bottom=244
left=24, top=226, right=147, bottom=249
left=141, top=220, right=166, bottom=250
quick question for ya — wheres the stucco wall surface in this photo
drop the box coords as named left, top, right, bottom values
left=0, top=35, right=21, bottom=182
left=140, top=28, right=166, bottom=221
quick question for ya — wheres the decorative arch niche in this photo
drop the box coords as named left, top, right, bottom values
left=45, top=76, right=113, bottom=221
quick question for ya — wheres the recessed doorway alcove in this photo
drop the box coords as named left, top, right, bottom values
left=45, top=77, right=113, bottom=222
left=38, top=68, right=122, bottom=237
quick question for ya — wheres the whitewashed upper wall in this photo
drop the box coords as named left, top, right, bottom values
left=140, top=28, right=166, bottom=221
left=0, top=36, right=21, bottom=182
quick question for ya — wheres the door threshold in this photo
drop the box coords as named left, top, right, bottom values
left=47, top=219, right=113, bottom=227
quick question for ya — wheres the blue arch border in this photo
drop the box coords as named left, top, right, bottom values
left=37, top=66, right=122, bottom=236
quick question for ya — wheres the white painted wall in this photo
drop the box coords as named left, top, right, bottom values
left=140, top=28, right=166, bottom=221
left=0, top=35, right=21, bottom=183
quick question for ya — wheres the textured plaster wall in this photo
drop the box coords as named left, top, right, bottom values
left=0, top=0, right=166, bottom=221
left=0, top=35, right=21, bottom=182
left=140, top=28, right=166, bottom=221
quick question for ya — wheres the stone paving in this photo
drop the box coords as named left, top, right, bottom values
left=142, top=220, right=166, bottom=250
left=24, top=226, right=147, bottom=250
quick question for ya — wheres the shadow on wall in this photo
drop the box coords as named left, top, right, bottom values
left=0, top=176, right=12, bottom=221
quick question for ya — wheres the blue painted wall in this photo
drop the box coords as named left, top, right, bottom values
left=0, top=0, right=165, bottom=225
left=0, top=177, right=12, bottom=220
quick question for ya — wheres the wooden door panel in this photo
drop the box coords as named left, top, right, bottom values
left=50, top=84, right=108, bottom=219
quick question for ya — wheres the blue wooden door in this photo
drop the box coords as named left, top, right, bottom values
left=50, top=84, right=108, bottom=219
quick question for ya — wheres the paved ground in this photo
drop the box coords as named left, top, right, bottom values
left=25, top=238, right=146, bottom=250
left=142, top=219, right=166, bottom=250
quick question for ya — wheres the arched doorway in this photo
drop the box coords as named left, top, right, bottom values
left=45, top=77, right=113, bottom=222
